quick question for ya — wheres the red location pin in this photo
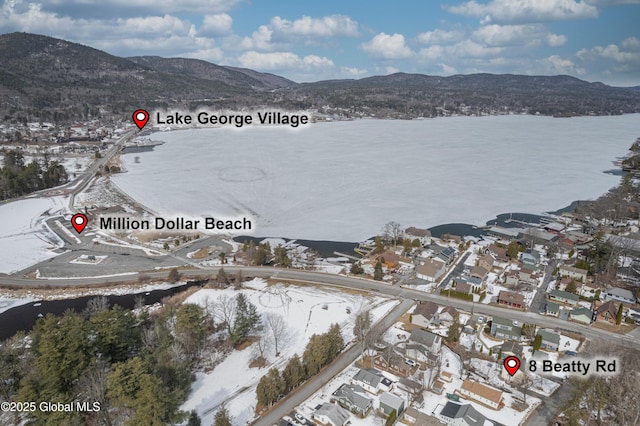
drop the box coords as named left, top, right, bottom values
left=503, top=356, right=521, bottom=376
left=132, top=109, right=150, bottom=130
left=71, top=213, right=88, bottom=234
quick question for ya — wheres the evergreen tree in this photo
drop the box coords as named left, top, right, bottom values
left=506, top=241, right=520, bottom=260
left=565, top=279, right=578, bottom=294
left=175, top=303, right=210, bottom=360
left=90, top=304, right=140, bottom=363
left=385, top=409, right=397, bottom=426
left=533, top=334, right=543, bottom=352
left=186, top=410, right=201, bottom=426
left=447, top=322, right=461, bottom=343
left=213, top=406, right=232, bottom=426
left=283, top=354, right=305, bottom=391
left=107, top=357, right=172, bottom=426
left=616, top=303, right=624, bottom=325
left=374, top=260, right=383, bottom=281
left=232, top=293, right=261, bottom=344
left=350, top=262, right=364, bottom=275
left=256, top=368, right=284, bottom=406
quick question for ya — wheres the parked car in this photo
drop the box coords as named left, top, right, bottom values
left=294, top=413, right=307, bottom=424
left=405, top=358, right=417, bottom=367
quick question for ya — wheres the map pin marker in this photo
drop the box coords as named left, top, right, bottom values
left=503, top=356, right=521, bottom=376
left=71, top=213, right=88, bottom=234
left=132, top=109, right=150, bottom=130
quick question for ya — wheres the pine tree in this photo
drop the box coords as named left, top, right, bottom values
left=374, top=260, right=383, bottom=280
left=283, top=354, right=305, bottom=391
left=213, top=406, right=232, bottom=426
left=350, top=262, right=364, bottom=275
left=232, top=293, right=261, bottom=344
left=533, top=334, right=543, bottom=352
left=616, top=303, right=623, bottom=325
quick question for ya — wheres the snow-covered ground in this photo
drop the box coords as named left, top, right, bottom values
left=0, top=197, right=67, bottom=274
left=180, top=279, right=398, bottom=425
left=113, top=115, right=639, bottom=241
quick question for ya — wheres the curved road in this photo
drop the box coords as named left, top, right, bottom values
left=2, top=266, right=637, bottom=352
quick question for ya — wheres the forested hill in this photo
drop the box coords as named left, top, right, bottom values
left=1, top=32, right=640, bottom=122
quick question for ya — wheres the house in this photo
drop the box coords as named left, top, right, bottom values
left=518, top=267, right=538, bottom=285
left=313, top=403, right=350, bottom=426
left=373, top=354, right=410, bottom=377
left=416, top=259, right=446, bottom=282
left=595, top=300, right=619, bottom=324
left=490, top=317, right=522, bottom=341
left=405, top=227, right=432, bottom=245
left=504, top=270, right=519, bottom=286
left=400, top=407, right=444, bottom=425
left=470, top=265, right=489, bottom=281
left=442, top=234, right=462, bottom=244
left=477, top=254, right=494, bottom=272
left=412, top=301, right=439, bottom=328
left=379, top=392, right=405, bottom=417
left=405, top=329, right=442, bottom=365
left=497, top=290, right=525, bottom=310
left=437, top=247, right=458, bottom=264
left=520, top=251, right=539, bottom=266
left=351, top=368, right=392, bottom=395
left=538, top=330, right=560, bottom=351
left=545, top=302, right=560, bottom=317
left=380, top=250, right=401, bottom=269
left=559, top=265, right=588, bottom=282
left=487, top=244, right=509, bottom=263
left=453, top=276, right=482, bottom=293
left=459, top=379, right=503, bottom=409
left=454, top=281, right=472, bottom=295
left=435, top=306, right=458, bottom=326
left=603, top=287, right=636, bottom=305
left=500, top=341, right=523, bottom=359
left=570, top=307, right=593, bottom=325
left=549, top=290, right=579, bottom=306
left=438, top=402, right=501, bottom=426
left=332, top=384, right=373, bottom=417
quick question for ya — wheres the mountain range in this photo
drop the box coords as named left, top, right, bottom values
left=1, top=32, right=639, bottom=123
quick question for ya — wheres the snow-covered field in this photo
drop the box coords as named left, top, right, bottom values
left=0, top=197, right=66, bottom=274
left=113, top=115, right=639, bottom=241
left=180, top=279, right=398, bottom=425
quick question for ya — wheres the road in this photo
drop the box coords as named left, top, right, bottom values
left=2, top=266, right=638, bottom=352
left=251, top=298, right=414, bottom=426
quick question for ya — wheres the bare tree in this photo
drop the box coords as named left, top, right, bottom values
left=85, top=296, right=110, bottom=316
left=266, top=313, right=287, bottom=356
left=253, top=328, right=272, bottom=362
left=353, top=310, right=372, bottom=357
left=234, top=270, right=243, bottom=290
left=382, top=221, right=403, bottom=247
left=213, top=295, right=237, bottom=336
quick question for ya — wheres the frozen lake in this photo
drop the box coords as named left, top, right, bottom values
left=113, top=114, right=639, bottom=241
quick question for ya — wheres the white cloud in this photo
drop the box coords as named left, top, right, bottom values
left=449, top=40, right=505, bottom=58
left=384, top=66, right=400, bottom=74
left=237, top=51, right=334, bottom=72
left=361, top=33, right=413, bottom=59
left=445, top=0, right=599, bottom=24
left=200, top=14, right=232, bottom=37
left=546, top=33, right=568, bottom=47
left=269, top=15, right=359, bottom=39
left=439, top=63, right=457, bottom=74
left=418, top=45, right=444, bottom=61
left=341, top=66, right=368, bottom=77
left=417, top=29, right=465, bottom=44
left=621, top=36, right=640, bottom=51
left=44, top=0, right=242, bottom=14
left=240, top=25, right=276, bottom=51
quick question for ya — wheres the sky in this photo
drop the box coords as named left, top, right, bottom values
left=0, top=0, right=639, bottom=85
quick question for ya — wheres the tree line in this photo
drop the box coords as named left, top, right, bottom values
left=256, top=324, right=344, bottom=408
left=0, top=297, right=219, bottom=425
left=0, top=150, right=68, bottom=200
